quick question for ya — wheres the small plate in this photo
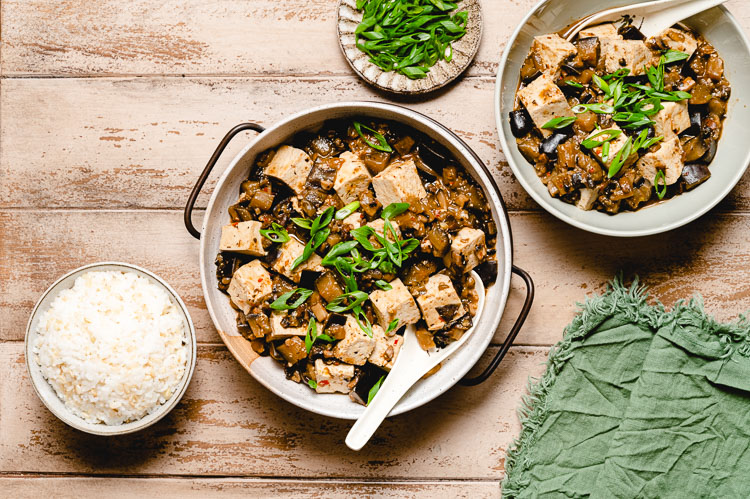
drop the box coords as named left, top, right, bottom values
left=337, top=0, right=483, bottom=94
left=25, top=262, right=197, bottom=436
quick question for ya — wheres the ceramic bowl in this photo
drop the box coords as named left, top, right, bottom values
left=495, top=0, right=750, bottom=237
left=25, top=262, right=197, bottom=436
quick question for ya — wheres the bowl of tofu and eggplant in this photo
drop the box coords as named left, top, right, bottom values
left=183, top=102, right=534, bottom=420
left=495, top=0, right=750, bottom=237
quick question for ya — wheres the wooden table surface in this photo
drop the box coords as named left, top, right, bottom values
left=2, top=1, right=750, bottom=497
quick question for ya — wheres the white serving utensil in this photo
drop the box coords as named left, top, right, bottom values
left=345, top=270, right=486, bottom=451
left=563, top=0, right=728, bottom=41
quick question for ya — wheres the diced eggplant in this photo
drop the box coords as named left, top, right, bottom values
left=702, top=139, right=718, bottom=163
left=682, top=136, right=708, bottom=162
left=575, top=37, right=599, bottom=66
left=520, top=54, right=541, bottom=82
left=619, top=24, right=645, bottom=40
left=475, top=261, right=498, bottom=287
left=682, top=110, right=703, bottom=136
left=417, top=141, right=450, bottom=173
left=562, top=62, right=581, bottom=76
left=349, top=365, right=388, bottom=406
left=681, top=163, right=711, bottom=189
left=539, top=133, right=569, bottom=159
left=509, top=108, right=534, bottom=138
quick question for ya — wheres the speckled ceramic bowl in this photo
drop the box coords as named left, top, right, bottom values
left=337, top=0, right=483, bottom=94
left=25, top=262, right=197, bottom=436
left=495, top=0, right=750, bottom=237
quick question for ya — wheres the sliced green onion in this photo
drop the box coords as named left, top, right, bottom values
left=654, top=169, right=667, bottom=199
left=307, top=379, right=317, bottom=389
left=564, top=80, right=584, bottom=88
left=386, top=318, right=400, bottom=335
left=581, top=129, right=622, bottom=149
left=353, top=121, right=393, bottom=153
left=259, top=223, right=290, bottom=243
left=367, top=375, right=386, bottom=405
left=270, top=288, right=313, bottom=311
left=326, top=290, right=370, bottom=313
left=335, top=201, right=360, bottom=220
left=321, top=240, right=360, bottom=266
left=660, top=49, right=690, bottom=65
left=572, top=103, right=615, bottom=114
left=375, top=279, right=393, bottom=291
left=380, top=202, right=410, bottom=219
left=541, top=116, right=577, bottom=130
left=291, top=217, right=312, bottom=229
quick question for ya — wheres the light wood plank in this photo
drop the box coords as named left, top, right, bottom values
left=0, top=343, right=545, bottom=478
left=0, top=477, right=501, bottom=498
left=0, top=0, right=541, bottom=77
left=4, top=209, right=750, bottom=346
left=0, top=76, right=536, bottom=211
left=3, top=1, right=748, bottom=77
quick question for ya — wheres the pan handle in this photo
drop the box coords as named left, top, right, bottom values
left=184, top=123, right=266, bottom=239
left=459, top=265, right=534, bottom=386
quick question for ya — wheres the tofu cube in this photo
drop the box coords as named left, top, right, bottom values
left=267, top=311, right=313, bottom=341
left=637, top=137, right=685, bottom=185
left=227, top=260, right=273, bottom=315
left=372, top=159, right=428, bottom=206
left=653, top=101, right=691, bottom=140
left=272, top=237, right=324, bottom=283
left=342, top=211, right=365, bottom=232
left=220, top=221, right=265, bottom=256
left=334, top=151, right=372, bottom=204
left=416, top=274, right=466, bottom=331
left=577, top=187, right=600, bottom=211
left=579, top=23, right=622, bottom=40
left=369, top=326, right=403, bottom=371
left=369, top=278, right=421, bottom=329
left=314, top=359, right=355, bottom=394
left=265, top=145, right=313, bottom=195
left=601, top=39, right=655, bottom=75
left=450, top=227, right=486, bottom=273
left=366, top=219, right=401, bottom=242
left=517, top=73, right=574, bottom=137
left=333, top=315, right=376, bottom=366
left=657, top=28, right=698, bottom=56
left=585, top=126, right=629, bottom=167
left=532, top=34, right=576, bottom=74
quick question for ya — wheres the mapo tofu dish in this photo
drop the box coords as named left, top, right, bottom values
left=215, top=119, right=496, bottom=404
left=510, top=19, right=731, bottom=213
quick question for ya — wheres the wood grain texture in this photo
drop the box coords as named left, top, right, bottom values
left=0, top=477, right=501, bottom=499
left=0, top=76, right=535, bottom=211
left=0, top=343, right=546, bottom=478
left=4, top=76, right=750, bottom=213
left=4, top=210, right=750, bottom=347
left=0, top=0, right=541, bottom=77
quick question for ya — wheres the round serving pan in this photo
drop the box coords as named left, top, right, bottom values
left=185, top=102, right=533, bottom=420
left=496, top=0, right=750, bottom=237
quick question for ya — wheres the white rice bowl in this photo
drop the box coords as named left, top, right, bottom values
left=33, top=270, right=189, bottom=425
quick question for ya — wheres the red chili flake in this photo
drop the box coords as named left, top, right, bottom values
left=232, top=222, right=239, bottom=227
left=319, top=380, right=329, bottom=386
left=394, top=339, right=398, bottom=344
left=257, top=278, right=263, bottom=283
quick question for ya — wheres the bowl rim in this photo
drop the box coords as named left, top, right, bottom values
left=24, top=261, right=198, bottom=436
left=494, top=0, right=750, bottom=237
left=198, top=100, right=514, bottom=419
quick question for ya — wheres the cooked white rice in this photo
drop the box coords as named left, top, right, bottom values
left=33, top=270, right=188, bottom=425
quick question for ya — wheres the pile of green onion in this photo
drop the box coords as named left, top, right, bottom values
left=354, top=0, right=469, bottom=80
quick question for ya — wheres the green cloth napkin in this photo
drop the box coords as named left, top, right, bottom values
left=503, top=281, right=750, bottom=498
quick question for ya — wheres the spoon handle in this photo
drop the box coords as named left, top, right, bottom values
left=345, top=369, right=420, bottom=451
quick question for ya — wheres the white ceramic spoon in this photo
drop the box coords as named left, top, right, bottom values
left=563, top=0, right=728, bottom=41
left=345, top=270, right=486, bottom=451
